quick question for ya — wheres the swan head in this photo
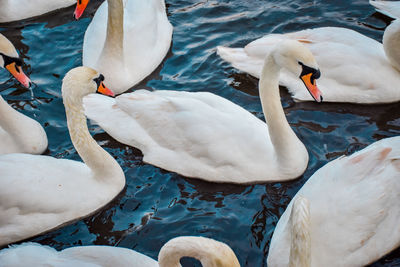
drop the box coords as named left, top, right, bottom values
left=74, top=0, right=90, bottom=20
left=273, top=40, right=322, bottom=102
left=62, top=66, right=114, bottom=102
left=0, top=34, right=31, bottom=88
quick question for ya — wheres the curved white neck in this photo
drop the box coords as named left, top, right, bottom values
left=289, top=196, right=311, bottom=267
left=259, top=54, right=305, bottom=165
left=63, top=95, right=123, bottom=183
left=158, top=237, right=240, bottom=267
left=0, top=95, right=33, bottom=150
left=102, top=0, right=124, bottom=60
left=383, top=20, right=400, bottom=72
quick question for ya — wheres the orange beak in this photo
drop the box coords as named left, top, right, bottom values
left=74, top=0, right=90, bottom=20
left=5, top=62, right=31, bottom=88
left=97, top=81, right=115, bottom=97
left=300, top=73, right=322, bottom=102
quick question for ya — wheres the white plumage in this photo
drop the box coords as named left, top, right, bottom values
left=0, top=67, right=125, bottom=246
left=0, top=0, right=76, bottom=23
left=84, top=40, right=322, bottom=183
left=83, top=0, right=173, bottom=94
left=217, top=21, right=400, bottom=103
left=370, top=0, right=400, bottom=19
left=268, top=136, right=400, bottom=267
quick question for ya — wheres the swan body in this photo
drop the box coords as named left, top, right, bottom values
left=370, top=0, right=400, bottom=19
left=82, top=0, right=173, bottom=94
left=0, top=33, right=47, bottom=155
left=0, top=236, right=240, bottom=267
left=0, top=0, right=76, bottom=23
left=0, top=67, right=125, bottom=246
left=217, top=20, right=400, bottom=103
left=268, top=136, right=400, bottom=267
left=84, top=40, right=322, bottom=183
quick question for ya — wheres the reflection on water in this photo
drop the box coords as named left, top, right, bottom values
left=1, top=0, right=400, bottom=266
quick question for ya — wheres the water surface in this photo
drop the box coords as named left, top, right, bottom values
left=1, top=0, right=399, bottom=266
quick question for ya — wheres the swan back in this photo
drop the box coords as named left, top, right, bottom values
left=158, top=236, right=240, bottom=267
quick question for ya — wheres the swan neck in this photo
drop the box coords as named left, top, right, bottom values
left=383, top=20, right=400, bottom=72
left=63, top=96, right=123, bottom=181
left=158, top=237, right=240, bottom=267
left=104, top=0, right=124, bottom=59
left=0, top=95, right=29, bottom=146
left=0, top=95, right=18, bottom=132
left=289, top=197, right=311, bottom=267
left=259, top=54, right=301, bottom=160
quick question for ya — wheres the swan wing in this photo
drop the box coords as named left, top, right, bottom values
left=83, top=90, right=273, bottom=183
left=370, top=0, right=400, bottom=19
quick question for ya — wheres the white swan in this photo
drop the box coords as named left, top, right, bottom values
left=370, top=0, right=400, bottom=19
left=217, top=19, right=400, bottom=104
left=0, top=66, right=125, bottom=247
left=0, top=0, right=76, bottom=23
left=0, top=33, right=47, bottom=155
left=76, top=0, right=173, bottom=94
left=83, top=40, right=322, bottom=183
left=0, top=236, right=240, bottom=267
left=267, top=136, right=400, bottom=267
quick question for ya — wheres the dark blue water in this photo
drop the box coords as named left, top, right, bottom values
left=1, top=0, right=399, bottom=266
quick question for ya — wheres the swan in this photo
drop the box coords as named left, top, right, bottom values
left=267, top=136, right=400, bottom=267
left=83, top=40, right=322, bottom=183
left=0, top=236, right=240, bottom=267
left=370, top=0, right=400, bottom=19
left=0, top=0, right=76, bottom=23
left=0, top=33, right=47, bottom=155
left=0, top=66, right=125, bottom=247
left=75, top=0, right=173, bottom=94
left=217, top=19, right=400, bottom=104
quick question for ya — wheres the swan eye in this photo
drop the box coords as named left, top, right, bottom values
left=93, top=74, right=105, bottom=88
left=0, top=52, right=22, bottom=68
left=298, top=62, right=320, bottom=82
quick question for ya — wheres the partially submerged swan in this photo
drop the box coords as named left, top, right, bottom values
left=0, top=236, right=240, bottom=267
left=76, top=0, right=173, bottom=94
left=84, top=40, right=322, bottom=183
left=0, top=33, right=47, bottom=155
left=217, top=20, right=400, bottom=103
left=0, top=66, right=125, bottom=246
left=268, top=136, right=400, bottom=266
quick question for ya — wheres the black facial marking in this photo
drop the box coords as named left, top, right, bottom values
left=93, top=74, right=104, bottom=88
left=0, top=52, right=23, bottom=68
left=298, top=62, right=321, bottom=85
left=93, top=74, right=105, bottom=94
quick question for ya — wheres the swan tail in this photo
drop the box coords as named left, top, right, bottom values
left=369, top=0, right=400, bottom=18
left=217, top=46, right=263, bottom=78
